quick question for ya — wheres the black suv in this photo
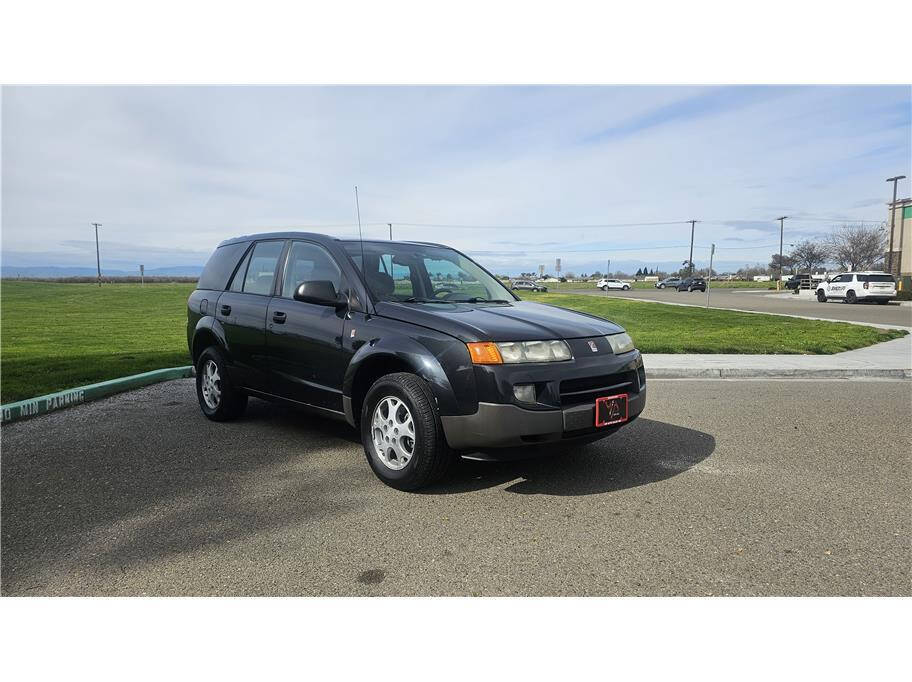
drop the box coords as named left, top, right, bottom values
left=676, top=277, right=706, bottom=292
left=188, top=233, right=646, bottom=489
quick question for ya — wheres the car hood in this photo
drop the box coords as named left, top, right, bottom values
left=374, top=300, right=624, bottom=343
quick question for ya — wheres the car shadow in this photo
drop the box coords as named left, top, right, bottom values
left=420, top=418, right=715, bottom=496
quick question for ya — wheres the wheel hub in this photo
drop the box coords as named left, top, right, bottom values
left=371, top=396, right=416, bottom=471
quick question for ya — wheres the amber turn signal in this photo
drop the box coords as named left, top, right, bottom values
left=466, top=341, right=503, bottom=364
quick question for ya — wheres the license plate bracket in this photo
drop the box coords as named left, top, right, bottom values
left=595, top=393, right=628, bottom=427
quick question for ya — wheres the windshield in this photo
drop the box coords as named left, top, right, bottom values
left=343, top=242, right=516, bottom=303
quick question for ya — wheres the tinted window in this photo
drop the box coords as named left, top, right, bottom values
left=282, top=241, right=342, bottom=298
left=857, top=274, right=895, bottom=283
left=197, top=242, right=248, bottom=290
left=228, top=248, right=252, bottom=292
left=242, top=241, right=284, bottom=295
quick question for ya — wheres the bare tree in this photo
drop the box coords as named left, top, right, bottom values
left=789, top=240, right=829, bottom=273
left=768, top=253, right=796, bottom=275
left=826, top=224, right=887, bottom=272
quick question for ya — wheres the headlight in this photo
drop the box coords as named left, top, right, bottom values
left=466, top=340, right=572, bottom=364
left=606, top=332, right=635, bottom=354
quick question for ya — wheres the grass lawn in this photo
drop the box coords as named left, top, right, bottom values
left=1, top=281, right=905, bottom=403
left=1, top=281, right=194, bottom=403
left=518, top=292, right=906, bottom=354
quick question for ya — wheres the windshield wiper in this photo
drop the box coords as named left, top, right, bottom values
left=450, top=297, right=511, bottom=304
left=400, top=297, right=451, bottom=304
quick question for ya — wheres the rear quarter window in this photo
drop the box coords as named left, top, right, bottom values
left=197, top=242, right=249, bottom=291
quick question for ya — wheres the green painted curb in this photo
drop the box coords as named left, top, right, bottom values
left=1, top=366, right=194, bottom=424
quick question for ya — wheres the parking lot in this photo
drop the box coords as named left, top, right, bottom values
left=3, top=377, right=909, bottom=596
left=571, top=287, right=912, bottom=327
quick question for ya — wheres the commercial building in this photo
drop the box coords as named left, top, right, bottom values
left=885, top=197, right=912, bottom=282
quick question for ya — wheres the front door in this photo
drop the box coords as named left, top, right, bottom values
left=265, top=240, right=350, bottom=411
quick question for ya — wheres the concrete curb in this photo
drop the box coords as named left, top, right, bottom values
left=1, top=366, right=194, bottom=425
left=648, top=367, right=912, bottom=380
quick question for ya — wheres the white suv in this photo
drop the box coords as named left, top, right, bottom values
left=596, top=278, right=631, bottom=291
left=815, top=271, right=896, bottom=304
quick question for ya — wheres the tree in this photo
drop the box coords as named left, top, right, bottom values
left=788, top=240, right=829, bottom=273
left=635, top=267, right=643, bottom=277
left=826, top=223, right=886, bottom=272
left=768, top=253, right=796, bottom=276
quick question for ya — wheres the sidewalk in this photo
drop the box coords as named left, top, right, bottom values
left=643, top=335, right=911, bottom=379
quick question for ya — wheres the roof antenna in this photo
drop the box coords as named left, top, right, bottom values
left=354, top=185, right=365, bottom=270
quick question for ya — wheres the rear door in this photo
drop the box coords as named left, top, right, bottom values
left=265, top=240, right=350, bottom=411
left=216, top=239, right=286, bottom=391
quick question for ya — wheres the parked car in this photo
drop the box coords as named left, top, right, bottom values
left=511, top=279, right=548, bottom=292
left=655, top=277, right=681, bottom=289
left=596, top=278, right=630, bottom=291
left=676, top=277, right=707, bottom=292
left=188, top=233, right=646, bottom=490
left=815, top=272, right=896, bottom=304
left=785, top=273, right=825, bottom=291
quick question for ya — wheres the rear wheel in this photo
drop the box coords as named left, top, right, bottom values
left=195, top=346, right=247, bottom=421
left=846, top=290, right=857, bottom=304
left=817, top=290, right=827, bottom=302
left=361, top=372, right=453, bottom=490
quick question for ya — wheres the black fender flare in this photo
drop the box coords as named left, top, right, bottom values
left=190, top=316, right=230, bottom=363
left=343, top=335, right=462, bottom=427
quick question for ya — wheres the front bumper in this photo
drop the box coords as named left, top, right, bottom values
left=440, top=348, right=646, bottom=451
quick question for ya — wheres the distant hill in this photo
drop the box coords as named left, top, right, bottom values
left=1, top=265, right=203, bottom=278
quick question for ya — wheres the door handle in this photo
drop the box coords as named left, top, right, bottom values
left=220, top=304, right=232, bottom=316
left=272, top=311, right=287, bottom=324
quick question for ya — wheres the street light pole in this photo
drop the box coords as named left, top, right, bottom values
left=886, top=175, right=906, bottom=275
left=687, top=220, right=698, bottom=276
left=776, top=216, right=788, bottom=290
left=91, top=222, right=102, bottom=287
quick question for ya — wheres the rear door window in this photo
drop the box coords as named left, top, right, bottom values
left=857, top=274, right=895, bottom=283
left=242, top=241, right=285, bottom=295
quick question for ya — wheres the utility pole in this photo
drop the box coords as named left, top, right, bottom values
left=388, top=223, right=393, bottom=240
left=687, top=220, right=699, bottom=276
left=775, top=216, right=788, bottom=290
left=91, top=222, right=102, bottom=287
left=605, top=259, right=611, bottom=296
left=886, top=176, right=906, bottom=275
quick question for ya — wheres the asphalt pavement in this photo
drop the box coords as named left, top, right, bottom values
left=570, top=287, right=912, bottom=327
left=2, top=377, right=909, bottom=596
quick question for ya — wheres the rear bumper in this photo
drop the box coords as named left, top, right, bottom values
left=440, top=385, right=646, bottom=451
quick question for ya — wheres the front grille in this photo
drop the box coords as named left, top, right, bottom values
left=559, top=370, right=637, bottom=407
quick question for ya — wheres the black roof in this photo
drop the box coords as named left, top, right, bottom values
left=217, top=231, right=447, bottom=249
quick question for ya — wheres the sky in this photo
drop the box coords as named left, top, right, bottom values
left=2, top=85, right=910, bottom=275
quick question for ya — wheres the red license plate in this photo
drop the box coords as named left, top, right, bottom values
left=595, top=393, right=628, bottom=427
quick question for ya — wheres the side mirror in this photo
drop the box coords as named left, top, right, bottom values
left=294, top=280, right=345, bottom=308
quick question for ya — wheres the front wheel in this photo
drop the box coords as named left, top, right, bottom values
left=658, top=284, right=665, bottom=289
left=601, top=285, right=608, bottom=291
left=817, top=290, right=827, bottom=303
left=846, top=290, right=857, bottom=304
left=195, top=346, right=247, bottom=421
left=361, top=372, right=453, bottom=490
left=622, top=285, right=630, bottom=291
left=877, top=299, right=889, bottom=305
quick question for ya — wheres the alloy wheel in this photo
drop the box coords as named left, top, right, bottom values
left=371, top=396, right=416, bottom=471
left=201, top=359, right=221, bottom=409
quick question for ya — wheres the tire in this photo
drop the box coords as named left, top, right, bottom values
left=688, top=286, right=693, bottom=292
left=195, top=345, right=248, bottom=421
left=622, top=285, right=630, bottom=291
left=658, top=284, right=665, bottom=289
left=817, top=290, right=827, bottom=303
left=360, top=372, right=453, bottom=491
left=601, top=286, right=608, bottom=292
left=846, top=290, right=857, bottom=304
left=877, top=299, right=889, bottom=305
